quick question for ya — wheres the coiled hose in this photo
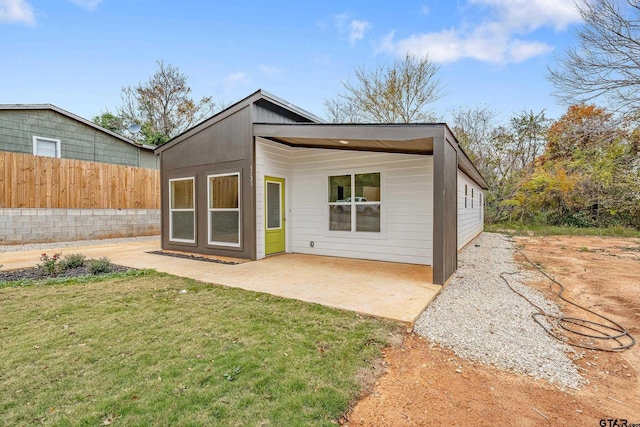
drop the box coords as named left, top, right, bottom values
left=500, top=238, right=636, bottom=352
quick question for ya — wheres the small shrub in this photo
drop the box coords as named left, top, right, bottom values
left=61, top=253, right=86, bottom=270
left=89, top=257, right=113, bottom=275
left=38, top=253, right=62, bottom=275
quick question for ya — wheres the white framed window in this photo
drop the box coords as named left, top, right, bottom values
left=471, top=188, right=474, bottom=209
left=208, top=172, right=241, bottom=247
left=169, top=177, right=195, bottom=243
left=465, top=184, right=468, bottom=209
left=328, top=172, right=381, bottom=233
left=265, top=180, right=282, bottom=230
left=33, top=136, right=60, bottom=158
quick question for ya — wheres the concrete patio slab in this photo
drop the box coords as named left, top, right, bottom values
left=0, top=238, right=440, bottom=324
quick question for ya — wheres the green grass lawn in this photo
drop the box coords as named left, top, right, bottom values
left=485, top=223, right=640, bottom=238
left=0, top=271, right=403, bottom=426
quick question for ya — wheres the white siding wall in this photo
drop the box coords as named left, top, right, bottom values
left=256, top=139, right=293, bottom=259
left=457, top=170, right=484, bottom=249
left=256, top=138, right=434, bottom=264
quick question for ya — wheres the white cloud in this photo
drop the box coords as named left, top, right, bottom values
left=421, top=6, right=430, bottom=16
left=470, top=0, right=582, bottom=31
left=258, top=64, right=281, bottom=76
left=333, top=13, right=371, bottom=46
left=349, top=19, right=371, bottom=46
left=223, top=71, right=249, bottom=90
left=0, top=0, right=35, bottom=25
left=378, top=0, right=580, bottom=64
left=507, top=39, right=553, bottom=62
left=68, top=0, right=102, bottom=10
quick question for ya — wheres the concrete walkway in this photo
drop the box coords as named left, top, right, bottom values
left=0, top=238, right=440, bottom=324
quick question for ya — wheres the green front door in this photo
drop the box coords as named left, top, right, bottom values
left=265, top=177, right=285, bottom=255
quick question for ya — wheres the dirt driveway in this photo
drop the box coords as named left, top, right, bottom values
left=345, top=235, right=640, bottom=426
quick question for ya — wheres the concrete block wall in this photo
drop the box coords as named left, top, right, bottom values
left=0, top=208, right=160, bottom=244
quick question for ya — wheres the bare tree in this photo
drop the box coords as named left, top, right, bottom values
left=451, top=105, right=498, bottom=167
left=118, top=61, right=216, bottom=145
left=322, top=98, right=365, bottom=123
left=549, top=0, right=640, bottom=113
left=510, top=110, right=550, bottom=172
left=450, top=106, right=550, bottom=223
left=329, top=54, right=443, bottom=123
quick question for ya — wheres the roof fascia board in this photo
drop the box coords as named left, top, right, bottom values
left=254, top=123, right=444, bottom=141
left=154, top=91, right=263, bottom=154
left=443, top=124, right=488, bottom=189
left=258, top=90, right=324, bottom=123
left=155, top=89, right=320, bottom=154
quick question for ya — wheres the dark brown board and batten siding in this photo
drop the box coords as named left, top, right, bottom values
left=160, top=104, right=256, bottom=259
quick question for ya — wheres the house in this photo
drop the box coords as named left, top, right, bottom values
left=154, top=90, right=487, bottom=284
left=0, top=104, right=157, bottom=168
left=0, top=104, right=160, bottom=245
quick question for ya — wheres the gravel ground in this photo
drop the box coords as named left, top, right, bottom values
left=414, top=232, right=586, bottom=389
left=0, top=235, right=159, bottom=253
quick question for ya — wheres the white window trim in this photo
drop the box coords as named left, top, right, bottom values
left=265, top=179, right=282, bottom=231
left=327, top=170, right=383, bottom=236
left=32, top=136, right=61, bottom=158
left=169, top=177, right=196, bottom=244
left=207, top=172, right=241, bottom=247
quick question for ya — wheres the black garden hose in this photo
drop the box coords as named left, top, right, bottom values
left=500, top=239, right=635, bottom=352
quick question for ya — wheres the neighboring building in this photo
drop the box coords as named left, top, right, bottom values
left=155, top=90, right=488, bottom=284
left=0, top=104, right=157, bottom=168
left=0, top=104, right=160, bottom=245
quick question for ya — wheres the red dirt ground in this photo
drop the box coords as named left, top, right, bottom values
left=345, top=235, right=640, bottom=426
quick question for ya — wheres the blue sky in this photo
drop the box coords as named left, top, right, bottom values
left=1, top=0, right=584, bottom=125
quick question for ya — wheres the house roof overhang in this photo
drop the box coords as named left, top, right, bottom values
left=254, top=122, right=488, bottom=189
left=254, top=123, right=434, bottom=154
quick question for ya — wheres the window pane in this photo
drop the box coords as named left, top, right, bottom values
left=328, top=175, right=351, bottom=202
left=171, top=179, right=193, bottom=209
left=210, top=175, right=238, bottom=209
left=171, top=211, right=194, bottom=241
left=36, top=139, right=57, bottom=157
left=356, top=204, right=380, bottom=232
left=210, top=211, right=239, bottom=244
left=266, top=182, right=281, bottom=229
left=355, top=173, right=380, bottom=202
left=329, top=205, right=351, bottom=231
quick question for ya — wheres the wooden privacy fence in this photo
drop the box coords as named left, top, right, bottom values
left=0, top=151, right=160, bottom=209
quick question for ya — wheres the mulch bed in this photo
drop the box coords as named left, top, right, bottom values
left=146, top=251, right=239, bottom=265
left=0, top=264, right=130, bottom=282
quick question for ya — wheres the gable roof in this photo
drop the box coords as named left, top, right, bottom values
left=154, top=89, right=323, bottom=154
left=0, top=104, right=155, bottom=152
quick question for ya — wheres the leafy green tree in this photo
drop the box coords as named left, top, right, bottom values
left=507, top=104, right=640, bottom=227
left=92, top=112, right=126, bottom=134
left=325, top=54, right=443, bottom=123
